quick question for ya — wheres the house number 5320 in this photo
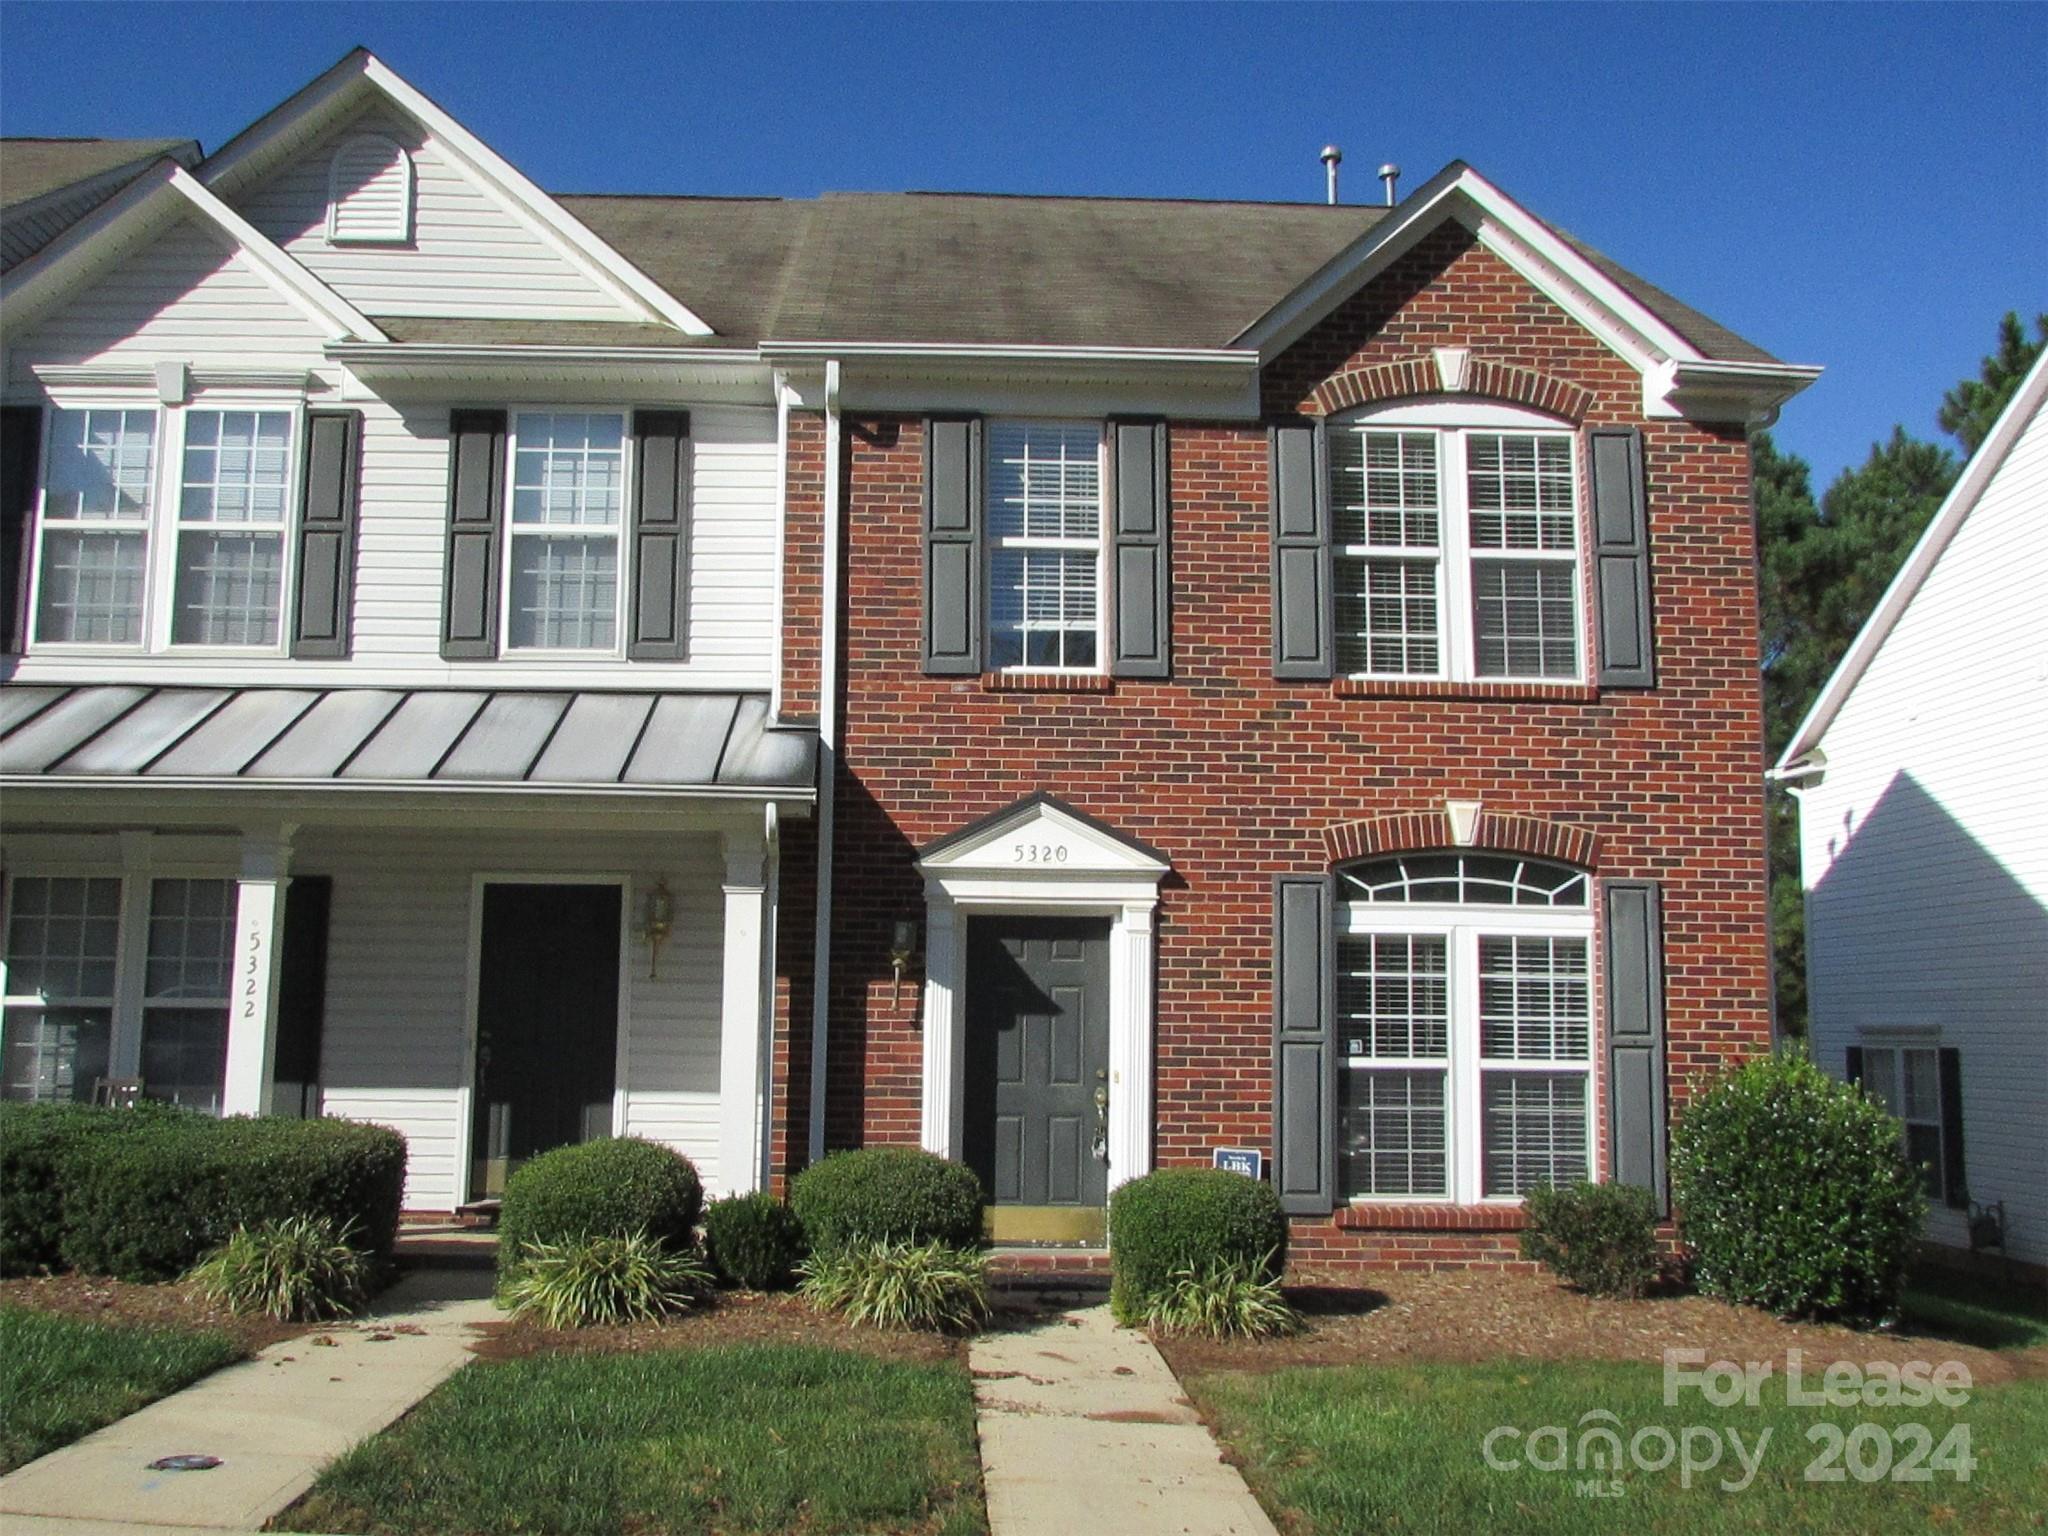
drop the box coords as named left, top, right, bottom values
left=1012, top=843, right=1068, bottom=864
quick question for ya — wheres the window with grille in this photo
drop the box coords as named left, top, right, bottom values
left=506, top=412, right=627, bottom=650
left=141, top=879, right=234, bottom=1113
left=35, top=408, right=156, bottom=645
left=174, top=410, right=292, bottom=646
left=1328, top=412, right=1582, bottom=682
left=0, top=877, right=120, bottom=1103
left=1336, top=853, right=1593, bottom=1202
left=987, top=420, right=1103, bottom=670
left=1858, top=1043, right=1947, bottom=1201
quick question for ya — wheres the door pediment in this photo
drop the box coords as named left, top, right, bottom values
left=916, top=792, right=1168, bottom=879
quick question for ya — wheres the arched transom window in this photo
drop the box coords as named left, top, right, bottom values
left=1336, top=853, right=1593, bottom=1204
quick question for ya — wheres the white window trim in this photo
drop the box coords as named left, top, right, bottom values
left=498, top=406, right=634, bottom=659
left=985, top=418, right=1108, bottom=675
left=28, top=392, right=304, bottom=658
left=1, top=856, right=240, bottom=1104
left=1339, top=897, right=1596, bottom=1205
left=1330, top=401, right=1585, bottom=686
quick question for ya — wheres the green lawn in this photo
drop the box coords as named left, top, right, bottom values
left=1193, top=1361, right=2047, bottom=1535
left=278, top=1342, right=986, bottom=1536
left=1902, top=1269, right=2048, bottom=1352
left=0, top=1307, right=241, bottom=1473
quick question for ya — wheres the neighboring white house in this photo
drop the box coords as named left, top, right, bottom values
left=1775, top=349, right=2048, bottom=1277
left=0, top=53, right=812, bottom=1212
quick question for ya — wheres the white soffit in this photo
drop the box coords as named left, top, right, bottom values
left=198, top=49, right=713, bottom=337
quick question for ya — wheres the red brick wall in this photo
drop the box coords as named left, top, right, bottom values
left=778, top=410, right=826, bottom=726
left=785, top=220, right=1772, bottom=1265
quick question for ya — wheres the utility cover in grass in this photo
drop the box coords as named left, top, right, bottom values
left=276, top=1342, right=986, bottom=1536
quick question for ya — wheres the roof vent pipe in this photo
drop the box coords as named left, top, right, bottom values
left=1378, top=163, right=1401, bottom=206
left=1320, top=144, right=1342, bottom=205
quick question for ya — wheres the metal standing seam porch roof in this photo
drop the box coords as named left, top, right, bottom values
left=0, top=685, right=817, bottom=794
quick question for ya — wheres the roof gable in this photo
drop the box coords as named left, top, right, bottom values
left=0, top=160, right=383, bottom=346
left=1777, top=347, right=2048, bottom=771
left=199, top=50, right=710, bottom=335
left=917, top=792, right=1170, bottom=876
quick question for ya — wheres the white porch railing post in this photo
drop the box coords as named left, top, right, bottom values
left=718, top=828, right=769, bottom=1196
left=222, top=829, right=294, bottom=1118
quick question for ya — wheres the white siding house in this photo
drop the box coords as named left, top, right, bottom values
left=0, top=51, right=807, bottom=1212
left=1777, top=350, right=2048, bottom=1274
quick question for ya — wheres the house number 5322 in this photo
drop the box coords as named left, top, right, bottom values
left=1012, top=843, right=1068, bottom=864
left=241, top=926, right=263, bottom=1019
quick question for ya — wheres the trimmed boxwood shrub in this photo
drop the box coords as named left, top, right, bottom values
left=703, top=1192, right=806, bottom=1290
left=0, top=1101, right=190, bottom=1276
left=61, top=1115, right=406, bottom=1283
left=1673, top=1049, right=1925, bottom=1324
left=788, top=1147, right=983, bottom=1255
left=1519, top=1179, right=1660, bottom=1298
left=496, top=1137, right=703, bottom=1286
left=1109, top=1168, right=1287, bottom=1326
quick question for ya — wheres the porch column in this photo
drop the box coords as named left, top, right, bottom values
left=718, top=829, right=769, bottom=1195
left=1108, top=899, right=1157, bottom=1191
left=918, top=894, right=960, bottom=1159
left=222, top=830, right=293, bottom=1118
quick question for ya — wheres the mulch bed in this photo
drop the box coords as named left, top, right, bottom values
left=469, top=1289, right=966, bottom=1366
left=1154, top=1269, right=2044, bottom=1385
left=0, top=1271, right=307, bottom=1355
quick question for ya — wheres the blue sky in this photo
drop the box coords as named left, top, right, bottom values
left=3, top=2, right=2041, bottom=489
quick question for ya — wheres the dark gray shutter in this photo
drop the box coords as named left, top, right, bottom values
left=923, top=415, right=982, bottom=675
left=1590, top=426, right=1655, bottom=687
left=1937, top=1047, right=1967, bottom=1209
left=1110, top=418, right=1170, bottom=678
left=1271, top=420, right=1332, bottom=679
left=441, top=408, right=507, bottom=660
left=1603, top=879, right=1668, bottom=1215
left=1, top=406, right=41, bottom=654
left=1273, top=874, right=1336, bottom=1214
left=289, top=410, right=362, bottom=659
left=272, top=875, right=332, bottom=1120
left=1844, top=1046, right=1864, bottom=1087
left=628, top=409, right=691, bottom=661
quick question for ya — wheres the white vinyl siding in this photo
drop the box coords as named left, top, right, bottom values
left=230, top=104, right=637, bottom=321
left=300, top=827, right=729, bottom=1211
left=1800, top=389, right=2048, bottom=1267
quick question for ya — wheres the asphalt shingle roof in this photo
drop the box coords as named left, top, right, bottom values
left=0, top=137, right=193, bottom=209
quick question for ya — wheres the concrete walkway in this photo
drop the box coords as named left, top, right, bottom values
left=971, top=1293, right=1278, bottom=1536
left=0, top=1266, right=495, bottom=1533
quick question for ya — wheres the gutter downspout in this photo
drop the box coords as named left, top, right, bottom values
left=806, top=359, right=843, bottom=1165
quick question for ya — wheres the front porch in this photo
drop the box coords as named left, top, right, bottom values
left=0, top=684, right=816, bottom=1211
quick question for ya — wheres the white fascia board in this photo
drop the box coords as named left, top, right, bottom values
left=759, top=340, right=1257, bottom=369
left=1652, top=357, right=1826, bottom=427
left=0, top=159, right=385, bottom=345
left=1241, top=164, right=1707, bottom=372
left=1775, top=347, right=2048, bottom=772
left=198, top=50, right=713, bottom=336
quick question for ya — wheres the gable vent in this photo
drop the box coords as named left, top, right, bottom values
left=327, top=134, right=413, bottom=245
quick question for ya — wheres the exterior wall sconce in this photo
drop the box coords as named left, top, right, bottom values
left=889, top=918, right=919, bottom=997
left=639, top=878, right=675, bottom=979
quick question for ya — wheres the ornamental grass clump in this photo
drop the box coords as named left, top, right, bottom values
left=1519, top=1180, right=1661, bottom=1298
left=1138, top=1252, right=1299, bottom=1339
left=1672, top=1048, right=1924, bottom=1325
left=799, top=1239, right=991, bottom=1333
left=189, top=1215, right=372, bottom=1321
left=500, top=1230, right=714, bottom=1328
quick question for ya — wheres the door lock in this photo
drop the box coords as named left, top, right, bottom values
left=1092, top=1081, right=1109, bottom=1162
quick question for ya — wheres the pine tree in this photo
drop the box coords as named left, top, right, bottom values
left=1936, top=310, right=2047, bottom=457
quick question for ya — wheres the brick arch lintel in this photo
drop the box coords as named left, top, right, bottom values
left=1308, top=357, right=1595, bottom=424
left=1321, top=809, right=1601, bottom=870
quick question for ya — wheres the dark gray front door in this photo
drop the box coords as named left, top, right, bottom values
left=964, top=917, right=1111, bottom=1221
left=470, top=882, right=621, bottom=1200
